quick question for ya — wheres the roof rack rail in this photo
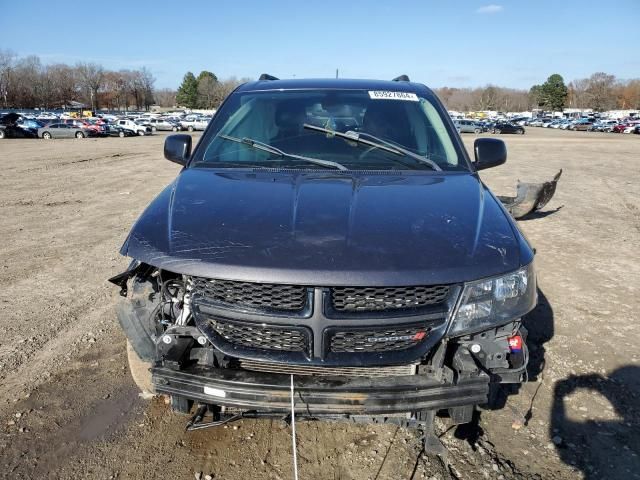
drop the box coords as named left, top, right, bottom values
left=392, top=75, right=410, bottom=82
left=259, top=73, right=279, bottom=81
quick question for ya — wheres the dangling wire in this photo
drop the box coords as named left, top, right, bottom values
left=290, top=375, right=299, bottom=480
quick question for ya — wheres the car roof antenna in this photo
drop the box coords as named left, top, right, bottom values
left=259, top=73, right=279, bottom=81
left=392, top=75, right=410, bottom=82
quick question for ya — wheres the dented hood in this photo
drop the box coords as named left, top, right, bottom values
left=121, top=169, right=528, bottom=286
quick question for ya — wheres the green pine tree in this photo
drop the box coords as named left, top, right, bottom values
left=540, top=74, right=568, bottom=111
left=176, top=72, right=199, bottom=108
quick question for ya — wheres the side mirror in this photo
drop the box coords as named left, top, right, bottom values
left=473, top=137, right=507, bottom=170
left=164, top=134, right=192, bottom=166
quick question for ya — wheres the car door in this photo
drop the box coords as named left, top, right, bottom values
left=49, top=124, right=62, bottom=138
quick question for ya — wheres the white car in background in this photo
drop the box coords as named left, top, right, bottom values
left=180, top=116, right=211, bottom=132
left=116, top=119, right=151, bottom=136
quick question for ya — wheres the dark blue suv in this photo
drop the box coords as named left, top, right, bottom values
left=111, top=76, right=536, bottom=451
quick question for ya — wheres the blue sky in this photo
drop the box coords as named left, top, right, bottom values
left=1, top=1, right=638, bottom=89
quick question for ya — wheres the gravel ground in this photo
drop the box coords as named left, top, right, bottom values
left=0, top=128, right=638, bottom=479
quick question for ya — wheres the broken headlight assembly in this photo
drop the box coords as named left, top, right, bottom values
left=448, top=262, right=536, bottom=336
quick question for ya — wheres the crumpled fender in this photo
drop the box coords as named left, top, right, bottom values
left=497, top=170, right=562, bottom=219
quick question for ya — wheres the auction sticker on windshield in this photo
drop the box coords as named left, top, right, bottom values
left=368, top=91, right=419, bottom=101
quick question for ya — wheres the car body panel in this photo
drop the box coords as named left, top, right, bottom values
left=121, top=168, right=530, bottom=286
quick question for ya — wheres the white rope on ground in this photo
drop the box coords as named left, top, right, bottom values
left=290, top=374, right=299, bottom=480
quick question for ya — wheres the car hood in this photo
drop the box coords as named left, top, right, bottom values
left=121, top=169, right=528, bottom=286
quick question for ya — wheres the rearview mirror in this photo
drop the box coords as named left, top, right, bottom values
left=164, top=134, right=192, bottom=166
left=473, top=137, right=507, bottom=170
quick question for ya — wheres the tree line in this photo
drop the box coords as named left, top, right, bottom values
left=175, top=71, right=251, bottom=109
left=0, top=50, right=155, bottom=111
left=435, top=72, right=640, bottom=113
left=2, top=49, right=639, bottom=114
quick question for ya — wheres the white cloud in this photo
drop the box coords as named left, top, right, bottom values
left=476, top=4, right=503, bottom=14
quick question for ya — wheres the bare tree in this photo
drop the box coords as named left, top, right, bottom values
left=0, top=49, right=16, bottom=108
left=139, top=67, right=155, bottom=110
left=585, top=72, right=617, bottom=111
left=210, top=77, right=248, bottom=108
left=155, top=88, right=177, bottom=108
left=76, top=62, right=105, bottom=110
left=46, top=64, right=77, bottom=107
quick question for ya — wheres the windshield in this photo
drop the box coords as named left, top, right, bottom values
left=192, top=89, right=466, bottom=171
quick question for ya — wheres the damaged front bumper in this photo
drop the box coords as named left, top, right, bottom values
left=151, top=365, right=490, bottom=416
left=498, top=169, right=562, bottom=219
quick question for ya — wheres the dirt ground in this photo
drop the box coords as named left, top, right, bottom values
left=0, top=127, right=638, bottom=480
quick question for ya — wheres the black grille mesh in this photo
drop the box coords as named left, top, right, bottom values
left=191, top=278, right=307, bottom=312
left=330, top=326, right=429, bottom=353
left=208, top=319, right=309, bottom=352
left=331, top=285, right=449, bottom=312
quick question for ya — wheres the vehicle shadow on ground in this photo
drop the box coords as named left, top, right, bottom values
left=452, top=288, right=554, bottom=447
left=518, top=205, right=564, bottom=221
left=550, top=366, right=640, bottom=479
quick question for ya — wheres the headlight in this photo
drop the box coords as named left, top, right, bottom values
left=448, top=263, right=536, bottom=336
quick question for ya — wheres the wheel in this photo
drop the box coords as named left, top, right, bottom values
left=495, top=129, right=501, bottom=134
left=138, top=130, right=145, bottom=136
left=118, top=131, right=125, bottom=138
left=188, top=125, right=194, bottom=132
left=492, top=129, right=497, bottom=134
left=75, top=131, right=85, bottom=138
left=519, top=129, right=525, bottom=134
left=42, top=132, right=52, bottom=139
left=170, top=395, right=194, bottom=414
left=0, top=130, right=5, bottom=139
left=474, top=128, right=481, bottom=134
left=151, top=126, right=157, bottom=132
left=127, top=340, right=153, bottom=396
left=172, top=126, right=178, bottom=132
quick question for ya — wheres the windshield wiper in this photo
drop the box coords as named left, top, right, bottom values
left=303, top=124, right=442, bottom=172
left=218, top=134, right=348, bottom=170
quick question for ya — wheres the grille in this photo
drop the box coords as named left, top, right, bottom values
left=191, top=278, right=307, bottom=312
left=330, top=326, right=429, bottom=353
left=331, top=285, right=449, bottom=312
left=208, top=319, right=309, bottom=352
left=239, top=359, right=417, bottom=377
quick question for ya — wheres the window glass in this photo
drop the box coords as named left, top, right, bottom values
left=194, top=89, right=465, bottom=171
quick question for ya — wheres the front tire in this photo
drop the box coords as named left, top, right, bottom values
left=151, top=126, right=157, bottom=132
left=42, top=132, right=52, bottom=139
left=138, top=130, right=145, bottom=136
left=118, top=130, right=125, bottom=138
left=76, top=131, right=85, bottom=138
left=495, top=129, right=501, bottom=134
left=0, top=130, right=5, bottom=139
left=127, top=340, right=153, bottom=396
left=474, top=128, right=481, bottom=134
left=188, top=125, right=194, bottom=132
left=172, top=126, right=178, bottom=132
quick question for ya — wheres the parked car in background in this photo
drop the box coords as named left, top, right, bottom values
left=589, top=120, right=617, bottom=132
left=38, top=123, right=91, bottom=139
left=180, top=116, right=211, bottom=132
left=453, top=119, right=483, bottom=133
left=106, top=125, right=138, bottom=137
left=147, top=118, right=182, bottom=132
left=116, top=119, right=151, bottom=136
left=0, top=113, right=39, bottom=139
left=569, top=119, right=594, bottom=131
left=492, top=122, right=525, bottom=134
